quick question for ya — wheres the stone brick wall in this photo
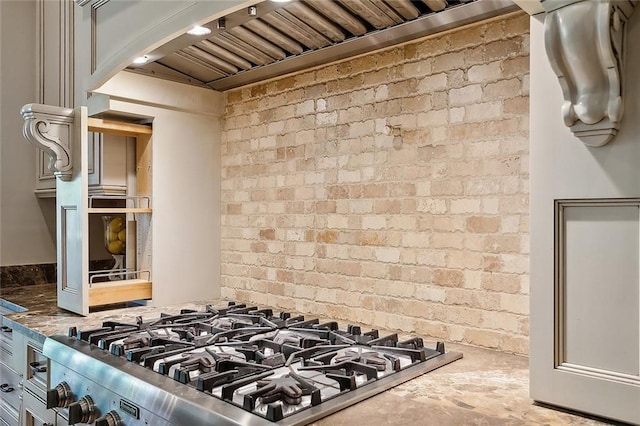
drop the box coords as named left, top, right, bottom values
left=221, top=12, right=530, bottom=355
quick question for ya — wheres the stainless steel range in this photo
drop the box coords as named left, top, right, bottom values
left=43, top=302, right=462, bottom=425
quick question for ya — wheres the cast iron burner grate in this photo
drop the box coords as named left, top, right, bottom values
left=243, top=373, right=322, bottom=421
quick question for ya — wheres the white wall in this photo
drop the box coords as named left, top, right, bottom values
left=0, top=0, right=56, bottom=267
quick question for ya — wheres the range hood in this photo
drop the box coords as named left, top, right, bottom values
left=127, top=0, right=519, bottom=91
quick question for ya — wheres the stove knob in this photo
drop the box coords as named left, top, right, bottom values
left=94, top=411, right=123, bottom=426
left=46, top=381, right=74, bottom=408
left=67, top=395, right=98, bottom=424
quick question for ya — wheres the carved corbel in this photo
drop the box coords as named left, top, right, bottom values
left=543, top=0, right=637, bottom=147
left=21, top=104, right=75, bottom=181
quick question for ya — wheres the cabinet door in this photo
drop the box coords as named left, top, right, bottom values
left=529, top=17, right=640, bottom=425
left=22, top=387, right=56, bottom=426
left=56, top=106, right=90, bottom=315
left=0, top=362, right=20, bottom=426
left=0, top=325, right=14, bottom=369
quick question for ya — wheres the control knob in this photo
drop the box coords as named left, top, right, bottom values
left=67, top=395, right=98, bottom=425
left=46, top=381, right=74, bottom=409
left=94, top=411, right=123, bottom=426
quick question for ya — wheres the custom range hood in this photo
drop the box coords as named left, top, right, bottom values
left=127, top=0, right=519, bottom=91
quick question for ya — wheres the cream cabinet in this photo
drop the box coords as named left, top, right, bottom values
left=0, top=319, right=53, bottom=426
left=23, top=71, right=224, bottom=315
left=21, top=336, right=54, bottom=426
left=529, top=15, right=640, bottom=425
left=22, top=104, right=153, bottom=315
left=59, top=112, right=154, bottom=315
left=0, top=340, right=20, bottom=426
left=35, top=132, right=131, bottom=198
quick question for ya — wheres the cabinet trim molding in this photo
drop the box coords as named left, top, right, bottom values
left=21, top=103, right=75, bottom=181
left=542, top=0, right=637, bottom=146
left=554, top=198, right=640, bottom=384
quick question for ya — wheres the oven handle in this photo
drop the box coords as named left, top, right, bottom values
left=29, top=361, right=47, bottom=373
left=0, top=383, right=14, bottom=392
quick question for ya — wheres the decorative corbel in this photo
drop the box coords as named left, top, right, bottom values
left=21, top=104, right=75, bottom=181
left=542, top=0, right=637, bottom=147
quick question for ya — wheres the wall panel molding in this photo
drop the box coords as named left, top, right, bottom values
left=555, top=199, right=640, bottom=383
left=36, top=0, right=74, bottom=107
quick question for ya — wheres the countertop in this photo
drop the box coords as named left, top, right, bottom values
left=0, top=284, right=614, bottom=425
left=0, top=283, right=225, bottom=343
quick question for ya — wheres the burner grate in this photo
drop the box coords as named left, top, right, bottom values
left=49, top=301, right=462, bottom=425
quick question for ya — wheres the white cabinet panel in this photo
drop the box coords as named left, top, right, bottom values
left=560, top=202, right=639, bottom=377
left=0, top=362, right=20, bottom=426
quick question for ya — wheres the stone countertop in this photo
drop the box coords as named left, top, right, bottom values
left=0, top=284, right=224, bottom=343
left=0, top=284, right=614, bottom=425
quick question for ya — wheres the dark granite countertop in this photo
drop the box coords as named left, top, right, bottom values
left=0, top=284, right=225, bottom=343
left=1, top=283, right=58, bottom=314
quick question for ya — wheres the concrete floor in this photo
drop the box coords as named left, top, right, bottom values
left=314, top=343, right=621, bottom=426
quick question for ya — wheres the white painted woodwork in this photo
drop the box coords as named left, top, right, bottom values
left=542, top=0, right=638, bottom=146
left=32, top=70, right=221, bottom=314
left=21, top=104, right=75, bottom=181
left=75, top=0, right=252, bottom=92
left=56, top=106, right=89, bottom=314
left=35, top=150, right=58, bottom=197
left=89, top=71, right=225, bottom=116
left=90, top=71, right=224, bottom=307
left=33, top=0, right=75, bottom=197
left=36, top=0, right=74, bottom=108
left=530, top=12, right=640, bottom=424
left=27, top=102, right=155, bottom=315
left=560, top=202, right=639, bottom=377
left=35, top=132, right=132, bottom=198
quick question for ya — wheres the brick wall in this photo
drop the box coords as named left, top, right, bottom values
left=221, top=12, right=530, bottom=355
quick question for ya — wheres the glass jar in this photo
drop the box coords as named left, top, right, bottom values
left=102, top=215, right=126, bottom=255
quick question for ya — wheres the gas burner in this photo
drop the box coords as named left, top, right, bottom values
left=209, top=316, right=254, bottom=330
left=261, top=329, right=330, bottom=349
left=242, top=373, right=322, bottom=422
left=333, top=349, right=391, bottom=371
left=255, top=376, right=304, bottom=405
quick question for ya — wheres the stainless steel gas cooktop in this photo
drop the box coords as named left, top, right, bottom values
left=43, top=302, right=462, bottom=425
